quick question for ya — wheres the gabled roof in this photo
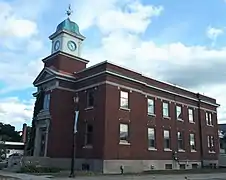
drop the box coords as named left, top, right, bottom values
left=33, top=66, right=76, bottom=86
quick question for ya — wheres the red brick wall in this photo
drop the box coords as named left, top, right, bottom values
left=44, top=54, right=87, bottom=73
left=44, top=61, right=219, bottom=162
left=47, top=89, right=75, bottom=158
left=103, top=82, right=218, bottom=161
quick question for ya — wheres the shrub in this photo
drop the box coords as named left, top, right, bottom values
left=19, top=165, right=61, bottom=174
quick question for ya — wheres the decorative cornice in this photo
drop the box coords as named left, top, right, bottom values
left=49, top=29, right=85, bottom=41
left=33, top=62, right=219, bottom=108
left=42, top=51, right=89, bottom=64
left=34, top=69, right=220, bottom=108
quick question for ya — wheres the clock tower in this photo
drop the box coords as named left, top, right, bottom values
left=49, top=6, right=85, bottom=57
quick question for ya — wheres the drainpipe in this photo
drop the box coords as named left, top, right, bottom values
left=196, top=93, right=204, bottom=168
left=173, top=85, right=180, bottom=168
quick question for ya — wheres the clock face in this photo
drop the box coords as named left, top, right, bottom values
left=67, top=40, right=77, bottom=51
left=54, top=40, right=60, bottom=51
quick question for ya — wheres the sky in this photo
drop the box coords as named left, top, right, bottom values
left=0, top=0, right=226, bottom=130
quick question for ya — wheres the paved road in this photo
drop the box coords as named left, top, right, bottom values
left=54, top=173, right=226, bottom=180
left=1, top=171, right=226, bottom=180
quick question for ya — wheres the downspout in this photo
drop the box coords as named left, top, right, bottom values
left=196, top=93, right=204, bottom=168
left=173, top=85, right=180, bottom=167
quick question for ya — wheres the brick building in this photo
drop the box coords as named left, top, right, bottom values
left=32, top=15, right=220, bottom=173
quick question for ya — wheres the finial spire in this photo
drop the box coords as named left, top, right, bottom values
left=66, top=4, right=73, bottom=17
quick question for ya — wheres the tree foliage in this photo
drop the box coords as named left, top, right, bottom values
left=0, top=123, right=21, bottom=142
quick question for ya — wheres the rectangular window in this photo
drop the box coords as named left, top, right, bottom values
left=120, top=124, right=129, bottom=144
left=207, top=135, right=215, bottom=152
left=148, top=128, right=155, bottom=149
left=164, top=130, right=170, bottom=149
left=120, top=91, right=129, bottom=109
left=177, top=131, right=184, bottom=150
left=180, top=164, right=186, bottom=169
left=188, top=108, right=194, bottom=123
left=163, top=102, right=169, bottom=117
left=210, top=113, right=213, bottom=125
left=205, top=112, right=208, bottom=124
left=165, top=164, right=172, bottom=169
left=87, top=90, right=94, bottom=107
left=176, top=105, right=182, bottom=120
left=84, top=124, right=93, bottom=146
left=206, top=112, right=213, bottom=126
left=190, top=133, right=196, bottom=151
left=192, top=164, right=198, bottom=169
left=147, top=99, right=155, bottom=115
left=43, top=93, right=50, bottom=110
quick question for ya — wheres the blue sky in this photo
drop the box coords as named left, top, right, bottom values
left=0, top=0, right=226, bottom=130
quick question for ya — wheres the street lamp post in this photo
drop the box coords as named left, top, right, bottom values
left=69, top=95, right=79, bottom=178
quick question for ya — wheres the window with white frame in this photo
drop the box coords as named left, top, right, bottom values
left=164, top=130, right=170, bottom=149
left=119, top=123, right=129, bottom=144
left=163, top=102, right=169, bottom=117
left=120, top=91, right=129, bottom=109
left=148, top=98, right=155, bottom=115
left=206, top=112, right=213, bottom=126
left=148, top=128, right=156, bottom=149
left=43, top=93, right=50, bottom=110
left=188, top=108, right=194, bottom=123
left=190, top=133, right=196, bottom=151
left=176, top=105, right=182, bottom=120
left=207, top=135, right=214, bottom=152
left=177, top=131, right=184, bottom=150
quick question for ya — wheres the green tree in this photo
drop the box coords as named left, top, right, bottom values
left=0, top=123, right=21, bottom=142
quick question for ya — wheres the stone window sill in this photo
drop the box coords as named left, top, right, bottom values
left=83, top=145, right=93, bottom=149
left=119, top=141, right=131, bottom=146
left=189, top=121, right=195, bottom=124
left=163, top=116, right=171, bottom=120
left=164, top=148, right=172, bottom=152
left=178, top=149, right=185, bottom=153
left=85, top=107, right=94, bottom=111
left=209, top=150, right=216, bottom=154
left=207, top=124, right=214, bottom=127
left=148, top=148, right=157, bottom=151
left=120, top=107, right=131, bottom=111
left=148, top=113, right=156, bottom=117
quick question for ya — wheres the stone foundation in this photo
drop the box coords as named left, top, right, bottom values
left=22, top=157, right=218, bottom=174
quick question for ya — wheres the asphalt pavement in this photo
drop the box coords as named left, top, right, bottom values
left=1, top=171, right=226, bottom=180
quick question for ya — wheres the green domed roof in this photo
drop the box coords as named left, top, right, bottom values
left=56, top=18, right=82, bottom=36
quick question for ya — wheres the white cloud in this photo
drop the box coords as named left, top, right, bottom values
left=97, top=1, right=163, bottom=34
left=26, top=39, right=44, bottom=53
left=72, top=0, right=163, bottom=33
left=76, top=0, right=226, bottom=123
left=0, top=2, right=38, bottom=39
left=0, top=97, right=34, bottom=125
left=0, top=0, right=50, bottom=93
left=206, top=26, right=224, bottom=45
left=84, top=32, right=226, bottom=123
left=0, top=55, right=43, bottom=94
left=1, top=0, right=226, bottom=128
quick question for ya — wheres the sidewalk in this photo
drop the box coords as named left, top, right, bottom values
left=0, top=170, right=53, bottom=180
left=53, top=173, right=226, bottom=180
left=1, top=170, right=226, bottom=180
